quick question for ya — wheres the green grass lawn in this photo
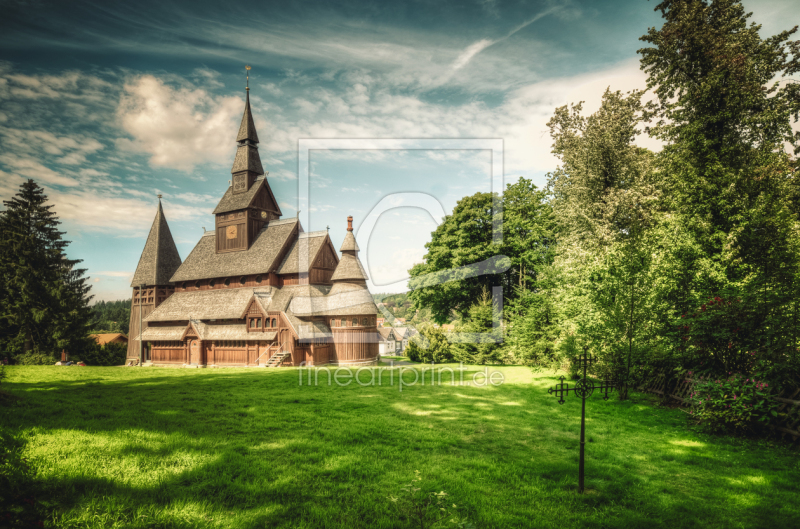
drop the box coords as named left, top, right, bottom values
left=2, top=365, right=799, bottom=528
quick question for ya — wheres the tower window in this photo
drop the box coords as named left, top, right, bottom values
left=224, top=278, right=231, bottom=287
left=256, top=275, right=262, bottom=284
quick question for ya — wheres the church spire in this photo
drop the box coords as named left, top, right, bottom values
left=231, top=65, right=264, bottom=194
left=131, top=198, right=183, bottom=287
left=331, top=215, right=369, bottom=283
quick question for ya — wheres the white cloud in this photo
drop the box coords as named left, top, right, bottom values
left=116, top=75, right=244, bottom=171
left=0, top=154, right=79, bottom=187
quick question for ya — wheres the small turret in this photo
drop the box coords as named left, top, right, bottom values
left=331, top=215, right=368, bottom=284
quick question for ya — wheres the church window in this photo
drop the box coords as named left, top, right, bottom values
left=352, top=318, right=358, bottom=326
left=209, top=279, right=216, bottom=288
left=224, top=278, right=231, bottom=287
left=249, top=319, right=255, bottom=329
left=256, top=275, right=262, bottom=284
left=239, top=276, right=246, bottom=285
left=194, top=280, right=200, bottom=289
left=256, top=319, right=261, bottom=328
left=362, top=318, right=368, bottom=326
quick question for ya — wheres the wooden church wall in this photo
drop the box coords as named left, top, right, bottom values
left=331, top=327, right=379, bottom=364
left=127, top=301, right=155, bottom=359
left=150, top=343, right=186, bottom=364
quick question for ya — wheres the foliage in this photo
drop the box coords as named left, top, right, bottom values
left=637, top=0, right=800, bottom=376
left=14, top=352, right=57, bottom=366
left=78, top=342, right=127, bottom=367
left=0, top=179, right=94, bottom=360
left=405, top=325, right=454, bottom=364
left=545, top=88, right=662, bottom=394
left=451, top=289, right=505, bottom=365
left=688, top=372, right=780, bottom=435
left=505, top=269, right=560, bottom=368
left=408, top=178, right=555, bottom=323
left=90, top=299, right=131, bottom=335
left=389, top=471, right=473, bottom=529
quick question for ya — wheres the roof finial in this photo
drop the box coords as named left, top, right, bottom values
left=347, top=215, right=353, bottom=232
left=157, top=194, right=162, bottom=201
left=245, top=65, right=251, bottom=91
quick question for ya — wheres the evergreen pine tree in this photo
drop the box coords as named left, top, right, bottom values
left=0, top=179, right=94, bottom=359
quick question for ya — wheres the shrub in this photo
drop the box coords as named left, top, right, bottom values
left=80, top=342, right=127, bottom=366
left=688, top=372, right=780, bottom=435
left=14, top=352, right=55, bottom=365
left=405, top=326, right=453, bottom=364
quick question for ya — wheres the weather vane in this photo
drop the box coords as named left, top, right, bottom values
left=246, top=65, right=251, bottom=91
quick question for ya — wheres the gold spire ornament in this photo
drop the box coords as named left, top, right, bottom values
left=246, top=65, right=251, bottom=91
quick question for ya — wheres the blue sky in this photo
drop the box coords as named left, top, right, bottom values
left=0, top=0, right=796, bottom=301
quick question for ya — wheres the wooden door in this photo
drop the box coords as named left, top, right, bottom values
left=191, top=340, right=200, bottom=364
left=258, top=342, right=268, bottom=365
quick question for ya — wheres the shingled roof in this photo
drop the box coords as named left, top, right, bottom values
left=136, top=322, right=276, bottom=342
left=170, top=218, right=298, bottom=282
left=144, top=287, right=272, bottom=322
left=289, top=282, right=377, bottom=316
left=340, top=231, right=360, bottom=252
left=330, top=253, right=369, bottom=282
left=131, top=201, right=182, bottom=287
left=231, top=144, right=264, bottom=174
left=277, top=231, right=332, bottom=274
left=236, top=91, right=259, bottom=143
left=212, top=176, right=281, bottom=215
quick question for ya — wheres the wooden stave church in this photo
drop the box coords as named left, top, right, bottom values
left=127, top=87, right=379, bottom=367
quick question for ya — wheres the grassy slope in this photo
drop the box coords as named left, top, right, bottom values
left=2, top=365, right=799, bottom=529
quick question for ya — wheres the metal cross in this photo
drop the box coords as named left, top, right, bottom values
left=547, top=346, right=617, bottom=493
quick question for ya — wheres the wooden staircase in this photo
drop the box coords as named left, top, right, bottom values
left=263, top=351, right=291, bottom=368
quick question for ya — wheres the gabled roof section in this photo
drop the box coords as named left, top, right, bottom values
left=277, top=231, right=335, bottom=274
left=131, top=200, right=182, bottom=287
left=213, top=176, right=282, bottom=216
left=144, top=287, right=272, bottom=322
left=236, top=92, right=259, bottom=143
left=170, top=219, right=299, bottom=282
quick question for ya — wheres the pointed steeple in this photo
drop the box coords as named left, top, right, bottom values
left=231, top=67, right=265, bottom=195
left=331, top=215, right=369, bottom=283
left=236, top=91, right=260, bottom=144
left=130, top=197, right=183, bottom=286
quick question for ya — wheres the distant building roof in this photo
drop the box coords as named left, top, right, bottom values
left=90, top=333, right=128, bottom=345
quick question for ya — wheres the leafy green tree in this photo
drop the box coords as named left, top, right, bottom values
left=405, top=325, right=453, bottom=364
left=0, top=179, right=94, bottom=359
left=451, top=289, right=505, bottom=365
left=408, top=179, right=555, bottom=323
left=639, top=0, right=800, bottom=378
left=546, top=89, right=662, bottom=394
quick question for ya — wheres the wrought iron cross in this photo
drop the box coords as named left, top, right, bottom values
left=547, top=346, right=616, bottom=493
